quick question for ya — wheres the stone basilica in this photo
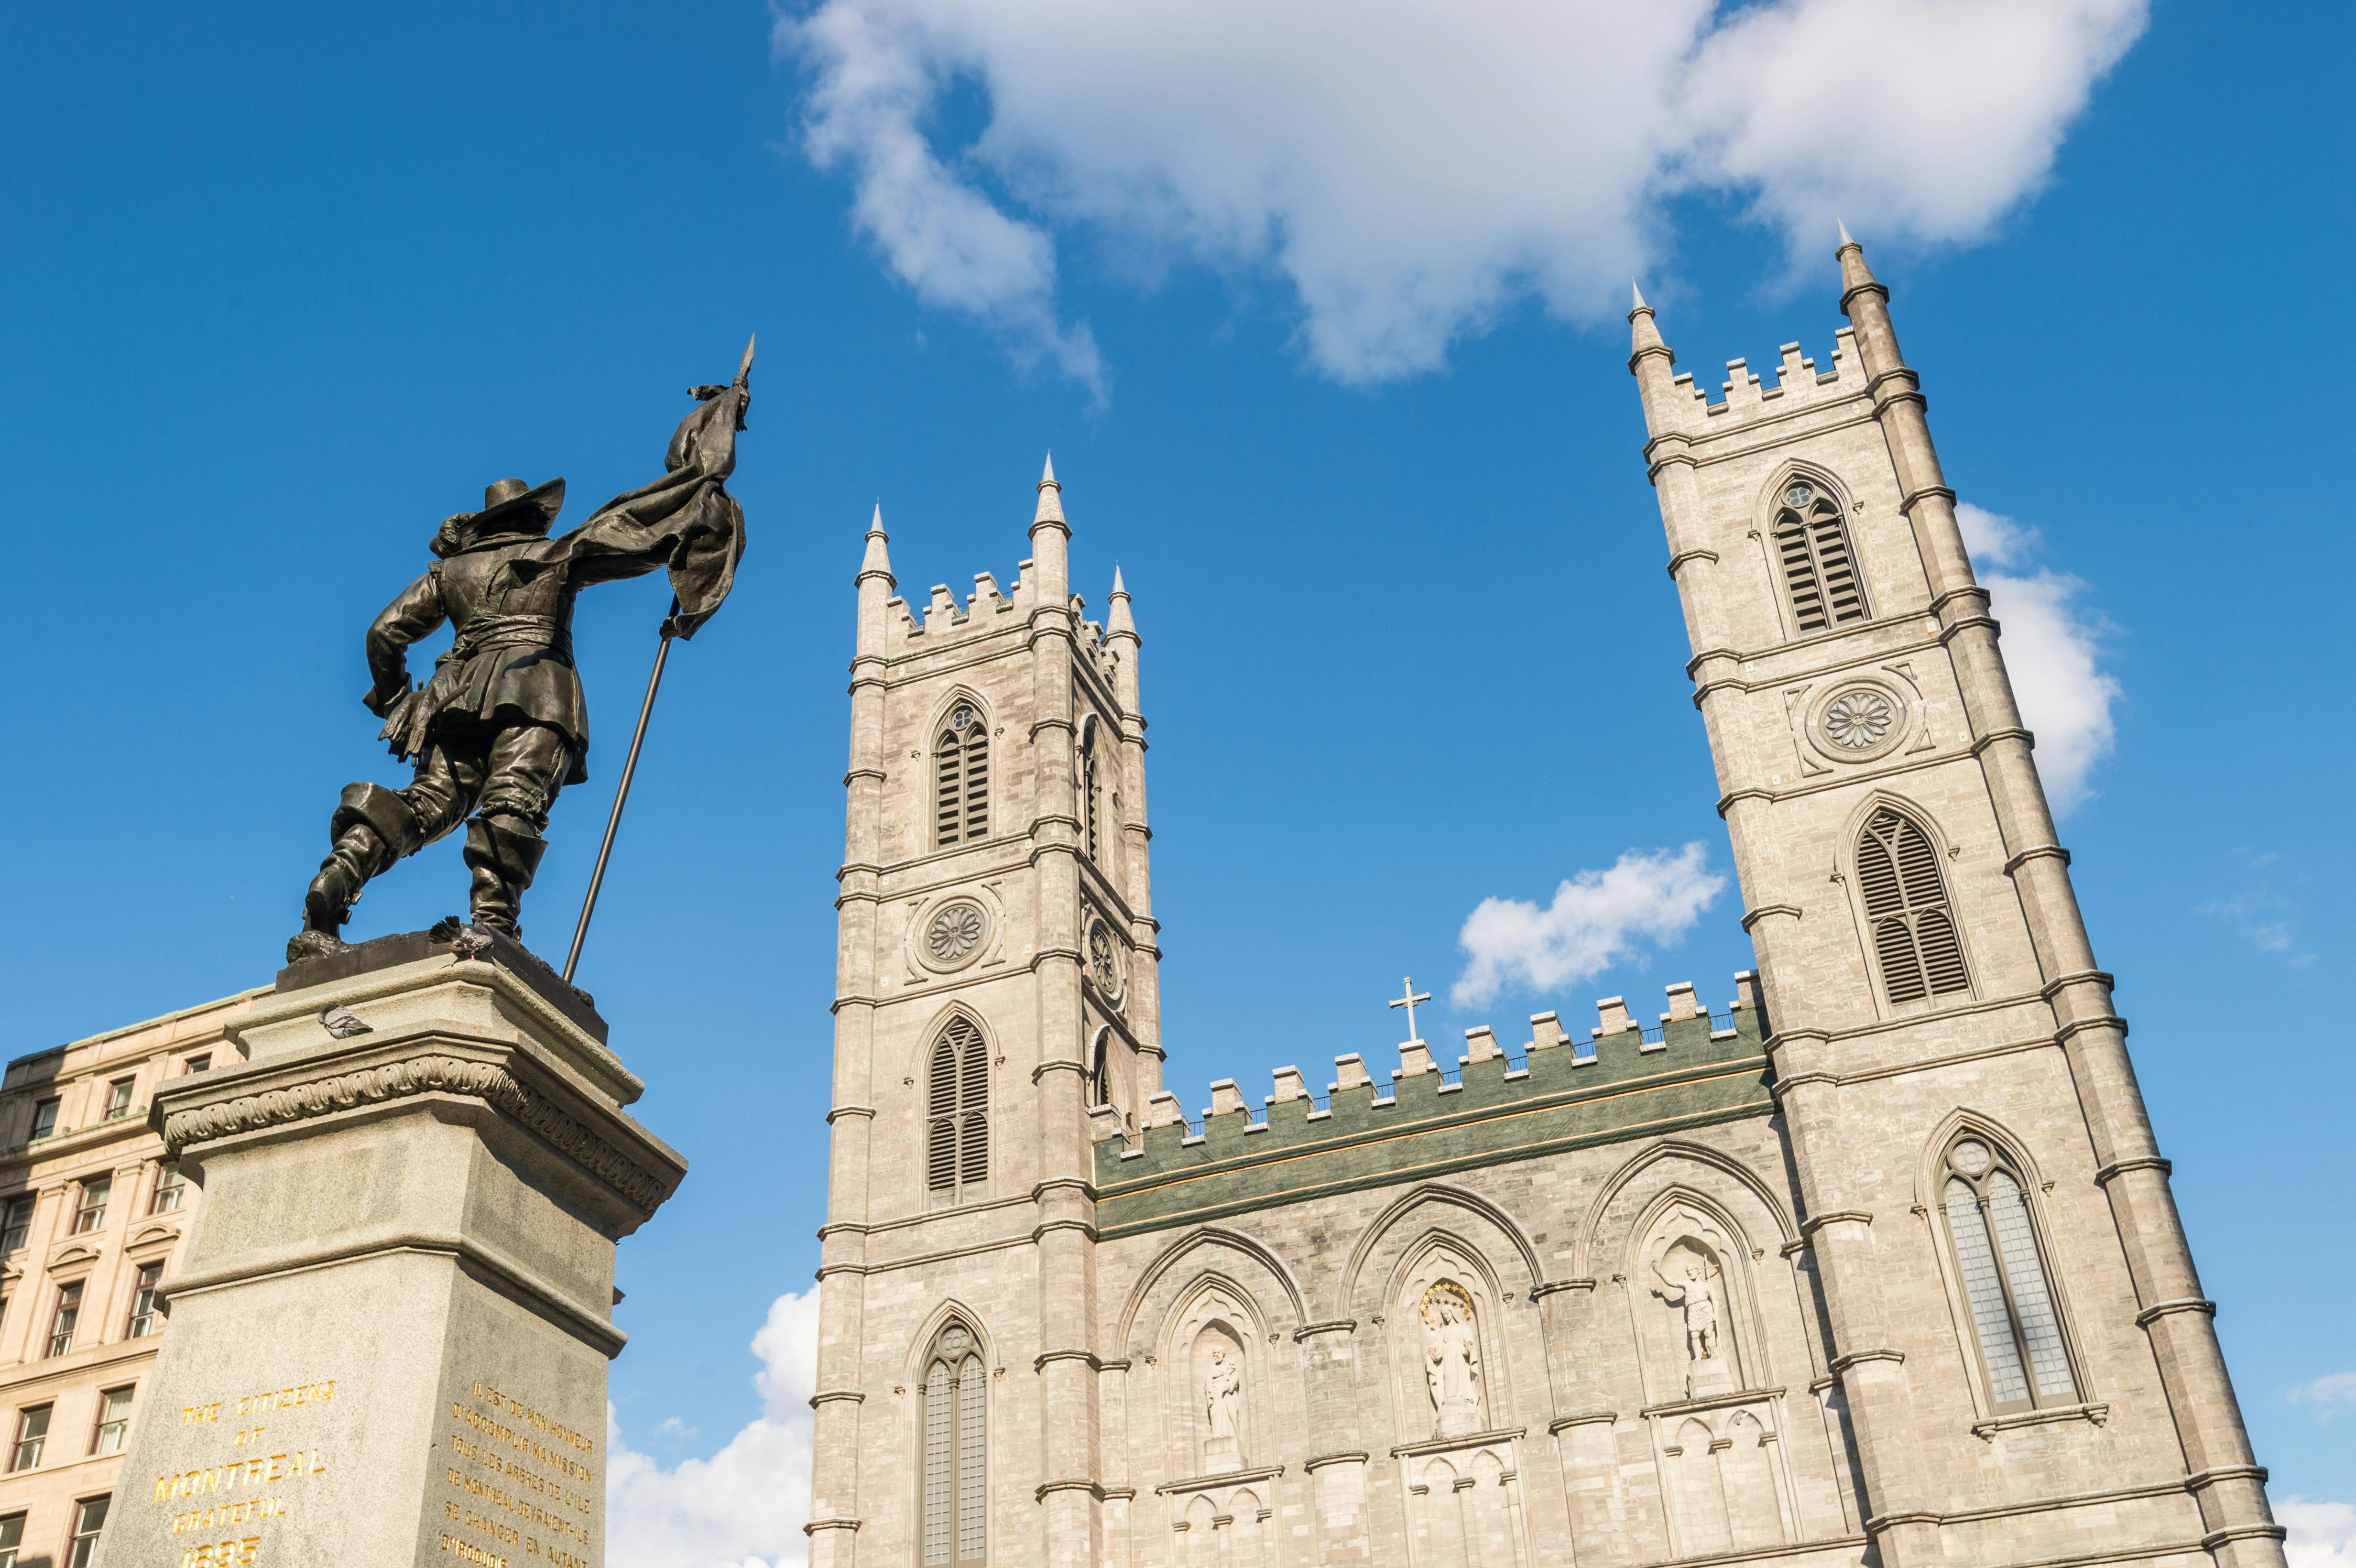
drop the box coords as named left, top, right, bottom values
left=803, top=236, right=2287, bottom=1568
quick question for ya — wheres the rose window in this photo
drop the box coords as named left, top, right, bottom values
left=926, top=902, right=986, bottom=966
left=1088, top=923, right=1119, bottom=991
left=1820, top=687, right=1897, bottom=751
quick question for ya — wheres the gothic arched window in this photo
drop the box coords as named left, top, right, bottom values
left=1772, top=479, right=1868, bottom=635
left=934, top=705, right=990, bottom=848
left=1939, top=1134, right=2078, bottom=1413
left=1086, top=1026, right=1111, bottom=1109
left=920, top=1322, right=988, bottom=1567
left=927, top=1017, right=989, bottom=1203
left=1080, top=727, right=1102, bottom=863
left=1857, top=807, right=1970, bottom=1005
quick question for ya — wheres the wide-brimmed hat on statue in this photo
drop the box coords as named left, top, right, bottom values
left=432, top=476, right=567, bottom=558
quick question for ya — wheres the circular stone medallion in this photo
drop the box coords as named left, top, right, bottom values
left=1086, top=918, right=1123, bottom=1002
left=924, top=900, right=989, bottom=970
left=1809, top=683, right=1908, bottom=762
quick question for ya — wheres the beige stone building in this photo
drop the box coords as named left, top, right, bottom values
left=806, top=235, right=2289, bottom=1568
left=0, top=990, right=253, bottom=1566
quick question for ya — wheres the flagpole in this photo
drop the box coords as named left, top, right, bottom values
left=563, top=600, right=679, bottom=984
left=558, top=332, right=751, bottom=985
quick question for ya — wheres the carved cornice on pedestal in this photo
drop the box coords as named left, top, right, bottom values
left=156, top=1036, right=682, bottom=1223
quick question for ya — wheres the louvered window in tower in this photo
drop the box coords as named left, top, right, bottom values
left=934, top=706, right=990, bottom=848
left=927, top=1017, right=990, bottom=1203
left=1856, top=807, right=1971, bottom=1005
left=1081, top=734, right=1102, bottom=861
left=1940, top=1136, right=2078, bottom=1414
left=922, top=1323, right=988, bottom=1567
left=1086, top=1028, right=1111, bottom=1109
left=1772, top=480, right=1868, bottom=634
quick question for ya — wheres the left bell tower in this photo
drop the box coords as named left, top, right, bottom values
left=808, top=460, right=1159, bottom=1568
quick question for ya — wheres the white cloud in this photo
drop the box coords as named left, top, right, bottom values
left=2197, top=847, right=2309, bottom=962
left=783, top=0, right=2147, bottom=388
left=2291, top=1372, right=2356, bottom=1419
left=608, top=1287, right=822, bottom=1568
left=1454, top=843, right=1724, bottom=1006
left=1955, top=502, right=2119, bottom=815
left=2284, top=1497, right=2356, bottom=1568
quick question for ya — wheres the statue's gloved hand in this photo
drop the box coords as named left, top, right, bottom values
left=362, top=675, right=414, bottom=719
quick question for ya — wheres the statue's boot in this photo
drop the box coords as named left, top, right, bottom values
left=288, top=784, right=423, bottom=963
left=463, top=815, right=549, bottom=940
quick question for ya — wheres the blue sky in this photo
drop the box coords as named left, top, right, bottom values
left=3, top=1, right=2351, bottom=1562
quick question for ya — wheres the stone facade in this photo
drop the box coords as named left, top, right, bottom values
left=0, top=989, right=257, bottom=1566
left=806, top=242, right=2286, bottom=1568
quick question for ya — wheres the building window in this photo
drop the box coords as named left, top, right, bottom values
left=182, top=1055, right=211, bottom=1076
left=1086, top=1029, right=1111, bottom=1110
left=128, top=1263, right=164, bottom=1338
left=151, top=1162, right=186, bottom=1215
left=72, top=1176, right=110, bottom=1236
left=926, top=1017, right=989, bottom=1204
left=1080, top=729, right=1102, bottom=861
left=102, top=1079, right=134, bottom=1122
left=10, top=1407, right=48, bottom=1471
left=0, top=1197, right=31, bottom=1253
left=933, top=706, right=990, bottom=847
left=91, top=1388, right=133, bottom=1456
left=1856, top=807, right=1970, bottom=1005
left=66, top=1496, right=107, bottom=1568
left=28, top=1100, right=59, bottom=1143
left=47, top=1283, right=82, bottom=1358
left=1941, top=1134, right=2077, bottom=1414
left=1772, top=479, right=1868, bottom=634
left=0, top=1510, right=22, bottom=1568
left=921, top=1323, right=987, bottom=1568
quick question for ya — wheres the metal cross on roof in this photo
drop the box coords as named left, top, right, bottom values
left=1389, top=976, right=1432, bottom=1043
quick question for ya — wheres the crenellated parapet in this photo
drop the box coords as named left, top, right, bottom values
left=885, top=563, right=1035, bottom=644
left=1647, top=331, right=1863, bottom=437
left=1091, top=975, right=1770, bottom=1238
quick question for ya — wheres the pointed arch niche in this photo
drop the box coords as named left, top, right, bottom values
left=1152, top=1277, right=1283, bottom=1567
left=1157, top=1279, right=1272, bottom=1479
left=1120, top=1240, right=1298, bottom=1550
left=1627, top=1193, right=1768, bottom=1405
left=1382, top=1236, right=1533, bottom=1568
left=1389, top=1239, right=1507, bottom=1443
left=1579, top=1146, right=1847, bottom=1552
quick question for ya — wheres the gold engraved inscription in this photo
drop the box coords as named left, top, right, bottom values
left=157, top=1376, right=339, bottom=1563
left=440, top=1536, right=512, bottom=1568
left=441, top=1376, right=598, bottom=1564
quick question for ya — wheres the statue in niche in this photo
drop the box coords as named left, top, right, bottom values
left=1419, top=1282, right=1484, bottom=1437
left=1202, top=1343, right=1243, bottom=1471
left=1653, top=1240, right=1735, bottom=1397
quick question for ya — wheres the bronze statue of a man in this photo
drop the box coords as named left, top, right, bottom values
left=289, top=356, right=751, bottom=963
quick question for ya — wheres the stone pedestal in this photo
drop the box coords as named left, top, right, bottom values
left=1685, top=1352, right=1735, bottom=1400
left=104, top=933, right=685, bottom=1568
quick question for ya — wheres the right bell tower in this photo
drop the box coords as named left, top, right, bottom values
left=1627, top=231, right=2285, bottom=1568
